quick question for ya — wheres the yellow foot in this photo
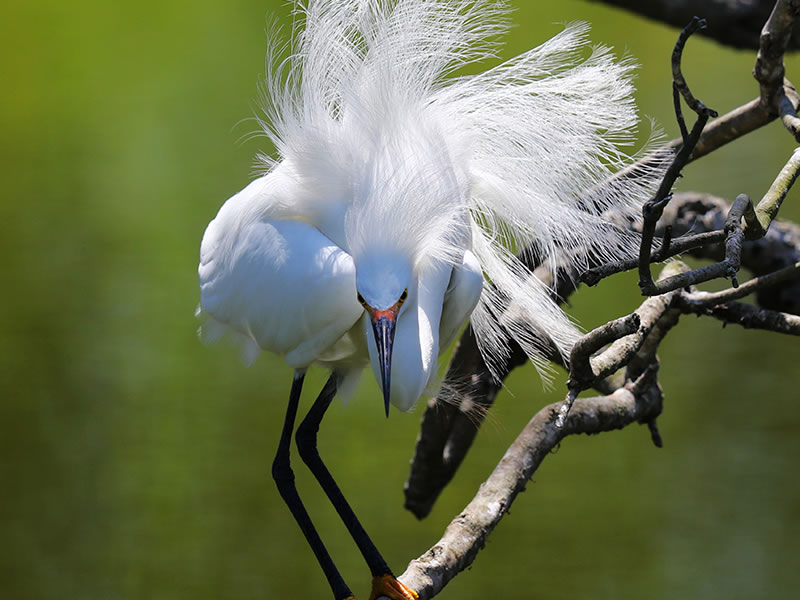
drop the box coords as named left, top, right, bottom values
left=369, top=574, right=419, bottom=600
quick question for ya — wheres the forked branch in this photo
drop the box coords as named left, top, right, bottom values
left=395, top=261, right=689, bottom=598
left=638, top=17, right=717, bottom=295
left=397, top=371, right=664, bottom=599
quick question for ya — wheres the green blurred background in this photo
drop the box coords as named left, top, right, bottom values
left=2, top=1, right=798, bottom=598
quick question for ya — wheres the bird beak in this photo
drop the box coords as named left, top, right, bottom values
left=367, top=305, right=399, bottom=418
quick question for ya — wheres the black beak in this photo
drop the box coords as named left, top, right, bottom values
left=370, top=314, right=396, bottom=418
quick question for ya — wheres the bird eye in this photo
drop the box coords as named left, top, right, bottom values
left=357, top=292, right=367, bottom=307
left=398, top=289, right=408, bottom=304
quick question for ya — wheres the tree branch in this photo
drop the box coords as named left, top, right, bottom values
left=395, top=260, right=691, bottom=597
left=639, top=192, right=752, bottom=294
left=600, top=143, right=800, bottom=298
left=403, top=257, right=575, bottom=520
left=395, top=243, right=798, bottom=597
left=397, top=368, right=663, bottom=599
left=403, top=326, right=526, bottom=520
left=677, top=296, right=800, bottom=333
left=753, top=0, right=800, bottom=140
left=675, top=260, right=800, bottom=334
left=588, top=0, right=800, bottom=51
left=638, top=18, right=717, bottom=295
left=555, top=261, right=688, bottom=427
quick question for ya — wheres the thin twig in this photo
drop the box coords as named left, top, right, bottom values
left=679, top=261, right=800, bottom=307
left=672, top=18, right=715, bottom=118
left=607, top=84, right=800, bottom=187
left=582, top=230, right=723, bottom=286
left=639, top=18, right=717, bottom=295
left=754, top=0, right=800, bottom=140
left=643, top=148, right=800, bottom=295
left=678, top=297, right=800, bottom=334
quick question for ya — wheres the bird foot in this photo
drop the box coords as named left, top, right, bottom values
left=368, top=575, right=418, bottom=600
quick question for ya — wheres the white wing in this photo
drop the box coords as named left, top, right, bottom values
left=439, top=249, right=483, bottom=351
left=200, top=213, right=362, bottom=369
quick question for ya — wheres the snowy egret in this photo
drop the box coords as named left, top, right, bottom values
left=198, top=1, right=663, bottom=598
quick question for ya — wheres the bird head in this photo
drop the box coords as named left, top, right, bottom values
left=355, top=255, right=411, bottom=418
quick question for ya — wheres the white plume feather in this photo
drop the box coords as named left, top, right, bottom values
left=252, top=0, right=667, bottom=377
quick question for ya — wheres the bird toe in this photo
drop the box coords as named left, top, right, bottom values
left=369, top=574, right=418, bottom=600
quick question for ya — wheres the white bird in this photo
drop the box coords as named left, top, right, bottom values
left=198, top=1, right=663, bottom=598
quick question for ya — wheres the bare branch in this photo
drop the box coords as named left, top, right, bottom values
left=672, top=19, right=716, bottom=120
left=640, top=193, right=752, bottom=294
left=583, top=191, right=800, bottom=304
left=674, top=259, right=800, bottom=335
left=396, top=264, right=684, bottom=597
left=582, top=229, right=723, bottom=285
left=639, top=18, right=717, bottom=295
left=396, top=246, right=797, bottom=598
left=678, top=296, right=800, bottom=334
left=754, top=0, right=800, bottom=139
left=403, top=327, right=526, bottom=520
left=587, top=0, right=800, bottom=51
left=681, top=261, right=800, bottom=307
left=665, top=194, right=800, bottom=313
left=403, top=257, right=577, bottom=519
left=638, top=146, right=800, bottom=296
left=556, top=262, right=688, bottom=427
left=397, top=369, right=663, bottom=599
left=745, top=147, right=800, bottom=237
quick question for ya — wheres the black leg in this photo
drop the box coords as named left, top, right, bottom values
left=271, top=370, right=355, bottom=600
left=295, top=373, right=393, bottom=579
